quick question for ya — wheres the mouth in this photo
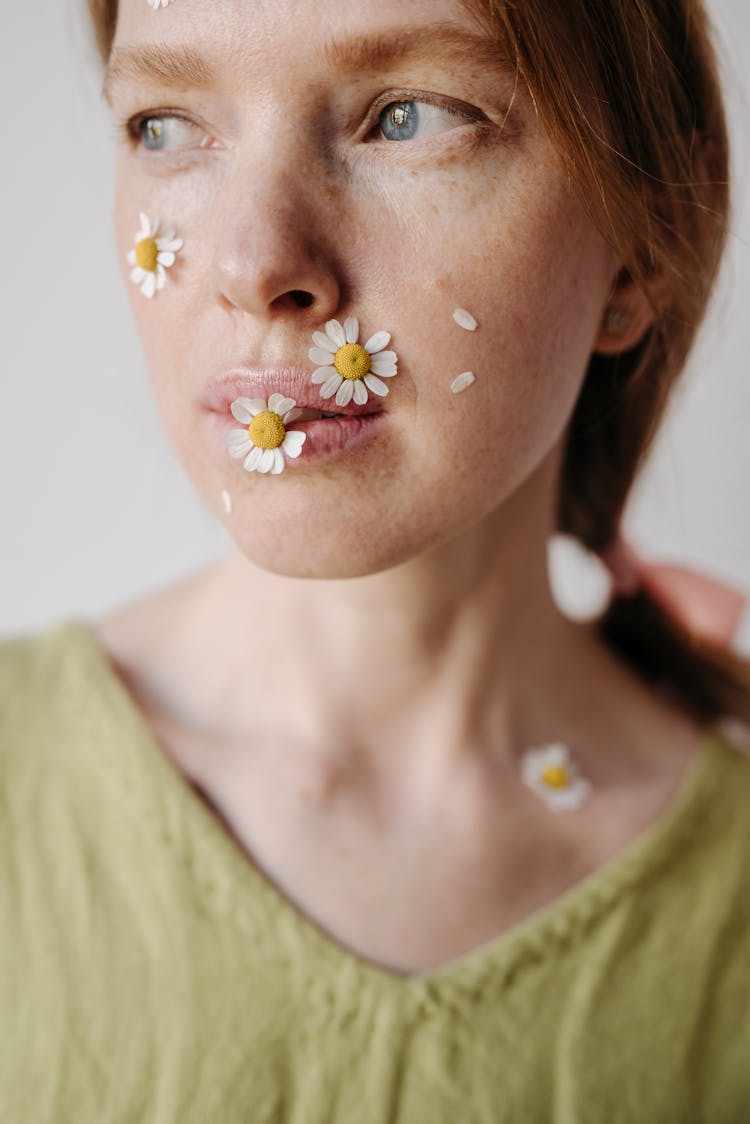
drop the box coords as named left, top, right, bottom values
left=204, top=368, right=386, bottom=421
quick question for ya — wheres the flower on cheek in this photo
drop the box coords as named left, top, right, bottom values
left=126, top=213, right=183, bottom=299
left=224, top=395, right=307, bottom=476
left=308, top=318, right=398, bottom=408
left=520, top=743, right=592, bottom=811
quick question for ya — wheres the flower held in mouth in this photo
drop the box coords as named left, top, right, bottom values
left=126, top=213, right=183, bottom=299
left=519, top=742, right=592, bottom=811
left=224, top=395, right=307, bottom=476
left=308, top=318, right=398, bottom=407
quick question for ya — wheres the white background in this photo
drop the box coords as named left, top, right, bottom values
left=1, top=0, right=748, bottom=636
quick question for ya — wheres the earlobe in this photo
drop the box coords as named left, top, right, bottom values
left=592, top=267, right=660, bottom=356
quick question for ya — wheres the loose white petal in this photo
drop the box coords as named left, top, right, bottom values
left=336, top=380, right=355, bottom=407
left=309, top=347, right=336, bottom=366
left=311, top=366, right=336, bottom=384
left=221, top=490, right=232, bottom=514
left=352, top=380, right=368, bottom=405
left=283, top=431, right=307, bottom=457
left=325, top=319, right=346, bottom=348
left=312, top=331, right=336, bottom=352
left=453, top=307, right=478, bottom=331
left=364, top=331, right=390, bottom=353
left=320, top=374, right=343, bottom=399
left=243, top=446, right=263, bottom=472
left=451, top=371, right=476, bottom=394
left=344, top=316, right=359, bottom=343
left=363, top=374, right=389, bottom=397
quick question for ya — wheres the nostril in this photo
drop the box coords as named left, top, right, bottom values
left=290, top=290, right=314, bottom=309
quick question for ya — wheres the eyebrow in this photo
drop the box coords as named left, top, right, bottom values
left=103, top=24, right=510, bottom=105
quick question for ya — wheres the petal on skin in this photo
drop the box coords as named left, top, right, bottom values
left=363, top=374, right=389, bottom=397
left=138, top=212, right=150, bottom=235
left=158, top=229, right=175, bottom=244
left=270, top=449, right=285, bottom=475
left=142, top=272, right=157, bottom=299
left=325, top=319, right=346, bottom=348
left=312, top=331, right=336, bottom=351
left=320, top=374, right=343, bottom=399
left=335, top=380, right=355, bottom=407
left=309, top=347, right=336, bottom=366
left=258, top=449, right=275, bottom=473
left=451, top=371, right=475, bottom=394
left=160, top=238, right=183, bottom=252
left=155, top=265, right=166, bottom=290
left=369, top=356, right=397, bottom=376
left=344, top=316, right=359, bottom=344
left=157, top=251, right=176, bottom=268
left=283, top=431, right=307, bottom=457
left=352, top=379, right=369, bottom=405
left=372, top=350, right=397, bottom=365
left=312, top=366, right=336, bottom=384
left=364, top=331, right=390, bottom=353
left=230, top=399, right=256, bottom=423
left=243, top=446, right=263, bottom=472
left=453, top=307, right=478, bottom=331
left=126, top=250, right=136, bottom=266
left=130, top=267, right=145, bottom=284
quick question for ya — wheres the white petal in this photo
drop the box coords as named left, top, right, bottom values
left=270, top=449, right=285, bottom=475
left=352, top=379, right=368, bottom=405
left=276, top=397, right=296, bottom=416
left=453, top=307, right=478, bottom=331
left=312, top=366, right=336, bottom=384
left=138, top=212, right=151, bottom=235
left=320, top=374, right=343, bottom=399
left=142, top=272, right=157, bottom=299
left=228, top=441, right=253, bottom=460
left=243, top=446, right=263, bottom=472
left=126, top=250, right=136, bottom=266
left=309, top=347, right=336, bottom=366
left=283, top=431, right=306, bottom=457
left=450, top=371, right=476, bottom=394
left=312, top=331, right=336, bottom=351
left=325, top=319, right=346, bottom=348
left=130, top=267, right=145, bottom=284
left=343, top=316, right=359, bottom=343
left=369, top=355, right=397, bottom=377
left=157, top=251, right=175, bottom=268
left=246, top=398, right=269, bottom=416
left=364, top=330, right=390, bottom=353
left=335, top=380, right=355, bottom=407
left=282, top=407, right=303, bottom=423
left=363, top=374, right=389, bottom=397
left=267, top=393, right=286, bottom=413
left=225, top=428, right=252, bottom=447
left=258, top=448, right=275, bottom=473
left=230, top=399, right=255, bottom=423
left=155, top=265, right=166, bottom=290
left=163, top=237, right=183, bottom=252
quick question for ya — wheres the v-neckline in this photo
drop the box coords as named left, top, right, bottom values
left=66, top=618, right=728, bottom=995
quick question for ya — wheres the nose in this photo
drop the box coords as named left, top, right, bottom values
left=211, top=153, right=343, bottom=325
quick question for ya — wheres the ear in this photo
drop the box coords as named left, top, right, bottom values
left=593, top=267, right=664, bottom=356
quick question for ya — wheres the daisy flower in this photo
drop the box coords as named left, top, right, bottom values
left=520, top=742, right=592, bottom=811
left=224, top=395, right=306, bottom=476
left=126, top=213, right=183, bottom=299
left=308, top=317, right=398, bottom=408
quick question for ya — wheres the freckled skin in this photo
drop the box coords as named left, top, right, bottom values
left=112, top=0, right=619, bottom=580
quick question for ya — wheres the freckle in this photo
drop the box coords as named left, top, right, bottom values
left=451, top=371, right=476, bottom=394
left=453, top=308, right=479, bottom=331
left=221, top=489, right=233, bottom=515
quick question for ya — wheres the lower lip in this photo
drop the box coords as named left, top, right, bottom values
left=213, top=410, right=387, bottom=466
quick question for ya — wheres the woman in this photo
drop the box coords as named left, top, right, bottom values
left=2, top=0, right=749, bottom=1119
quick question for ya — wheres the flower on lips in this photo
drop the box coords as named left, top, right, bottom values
left=224, top=394, right=307, bottom=476
left=519, top=742, right=592, bottom=812
left=126, top=213, right=183, bottom=299
left=308, top=317, right=398, bottom=408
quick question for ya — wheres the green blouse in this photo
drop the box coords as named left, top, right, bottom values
left=1, top=621, right=749, bottom=1122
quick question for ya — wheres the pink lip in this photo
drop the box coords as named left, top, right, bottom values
left=204, top=368, right=386, bottom=418
left=204, top=367, right=389, bottom=465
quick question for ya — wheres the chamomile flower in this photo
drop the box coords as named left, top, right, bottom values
left=126, top=213, right=183, bottom=299
left=308, top=318, right=398, bottom=408
left=224, top=395, right=307, bottom=476
left=520, top=742, right=592, bottom=811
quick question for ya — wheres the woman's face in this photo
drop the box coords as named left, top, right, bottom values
left=108, top=0, right=618, bottom=578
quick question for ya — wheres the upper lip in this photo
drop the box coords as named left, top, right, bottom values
left=204, top=367, right=386, bottom=418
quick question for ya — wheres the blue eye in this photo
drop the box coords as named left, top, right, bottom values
left=130, top=114, right=206, bottom=152
left=378, top=99, right=469, bottom=142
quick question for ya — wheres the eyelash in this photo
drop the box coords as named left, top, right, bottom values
left=118, top=92, right=486, bottom=156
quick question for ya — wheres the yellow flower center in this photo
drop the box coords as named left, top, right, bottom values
left=135, top=237, right=159, bottom=272
left=541, top=765, right=570, bottom=789
left=248, top=410, right=286, bottom=450
left=334, top=343, right=371, bottom=381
